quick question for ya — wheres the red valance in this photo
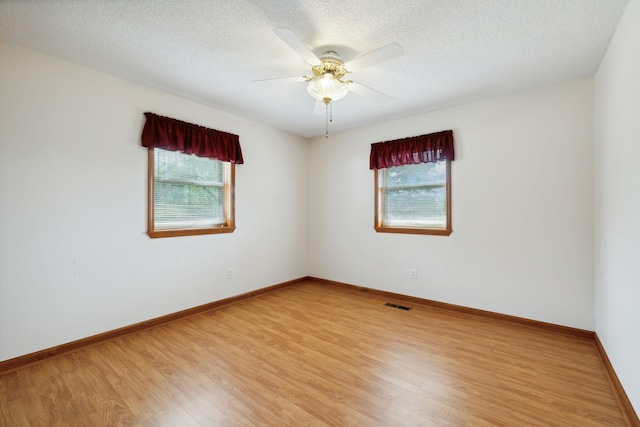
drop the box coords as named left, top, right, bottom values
left=369, top=130, right=454, bottom=170
left=141, top=112, right=244, bottom=164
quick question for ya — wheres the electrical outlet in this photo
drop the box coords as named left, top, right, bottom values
left=227, top=267, right=234, bottom=279
left=409, top=268, right=417, bottom=280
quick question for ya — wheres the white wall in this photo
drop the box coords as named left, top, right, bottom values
left=594, top=0, right=640, bottom=413
left=309, top=78, right=595, bottom=330
left=0, top=40, right=309, bottom=362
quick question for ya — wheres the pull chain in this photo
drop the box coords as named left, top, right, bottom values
left=325, top=101, right=329, bottom=138
left=323, top=97, right=334, bottom=138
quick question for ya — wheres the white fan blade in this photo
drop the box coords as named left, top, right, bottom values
left=313, top=99, right=326, bottom=115
left=274, top=28, right=320, bottom=65
left=251, top=75, right=307, bottom=83
left=349, top=82, right=393, bottom=103
left=344, top=42, right=404, bottom=71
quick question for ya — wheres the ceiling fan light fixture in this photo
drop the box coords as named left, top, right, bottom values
left=269, top=29, right=404, bottom=137
left=306, top=73, right=349, bottom=103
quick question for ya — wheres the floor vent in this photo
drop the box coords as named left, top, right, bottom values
left=384, top=303, right=412, bottom=311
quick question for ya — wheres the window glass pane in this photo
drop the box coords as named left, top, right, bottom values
left=153, top=149, right=224, bottom=230
left=382, top=161, right=447, bottom=228
left=384, top=187, right=446, bottom=227
left=155, top=149, right=223, bottom=185
left=154, top=182, right=224, bottom=230
left=385, top=161, right=445, bottom=187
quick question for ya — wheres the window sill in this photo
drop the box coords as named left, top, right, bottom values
left=374, top=226, right=452, bottom=236
left=148, top=226, right=236, bottom=238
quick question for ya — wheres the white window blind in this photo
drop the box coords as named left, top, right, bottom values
left=153, top=148, right=224, bottom=230
left=382, top=161, right=447, bottom=228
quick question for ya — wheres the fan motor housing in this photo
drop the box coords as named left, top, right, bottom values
left=312, top=51, right=349, bottom=80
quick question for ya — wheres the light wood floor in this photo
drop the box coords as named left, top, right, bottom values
left=0, top=280, right=629, bottom=426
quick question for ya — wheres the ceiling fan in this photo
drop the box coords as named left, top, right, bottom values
left=259, top=28, right=404, bottom=136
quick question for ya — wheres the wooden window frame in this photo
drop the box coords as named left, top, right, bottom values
left=374, top=160, right=452, bottom=236
left=147, top=148, right=236, bottom=238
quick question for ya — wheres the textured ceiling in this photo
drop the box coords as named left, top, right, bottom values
left=0, top=0, right=630, bottom=138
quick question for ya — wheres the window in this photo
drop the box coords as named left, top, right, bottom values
left=141, top=112, right=243, bottom=239
left=374, top=160, right=451, bottom=235
left=370, top=130, right=454, bottom=236
left=147, top=148, right=235, bottom=238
